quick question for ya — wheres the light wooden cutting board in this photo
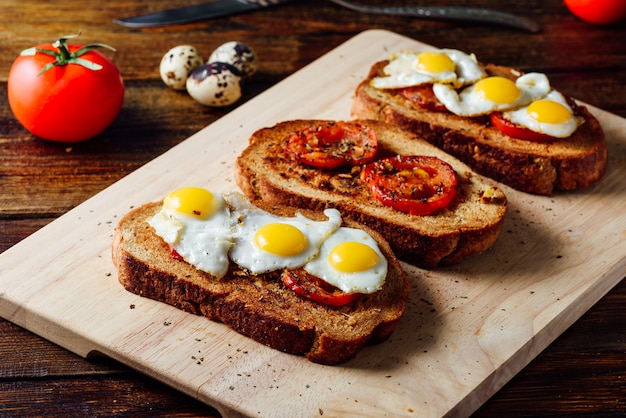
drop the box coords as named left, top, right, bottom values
left=1, top=30, right=625, bottom=418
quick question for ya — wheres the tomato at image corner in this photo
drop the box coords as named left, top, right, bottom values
left=563, top=0, right=626, bottom=24
left=8, top=41, right=124, bottom=143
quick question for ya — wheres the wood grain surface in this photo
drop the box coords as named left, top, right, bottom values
left=1, top=1, right=625, bottom=417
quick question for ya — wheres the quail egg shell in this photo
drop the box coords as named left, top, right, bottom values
left=208, top=41, right=258, bottom=78
left=186, top=62, right=243, bottom=107
left=160, top=45, right=204, bottom=90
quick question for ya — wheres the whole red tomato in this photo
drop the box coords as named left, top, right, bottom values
left=563, top=0, right=626, bottom=24
left=8, top=35, right=124, bottom=142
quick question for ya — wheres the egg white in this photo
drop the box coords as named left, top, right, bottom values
left=304, top=227, right=388, bottom=294
left=149, top=193, right=233, bottom=278
left=148, top=190, right=390, bottom=296
left=229, top=207, right=342, bottom=274
left=433, top=72, right=551, bottom=116
left=371, top=49, right=485, bottom=90
left=500, top=90, right=582, bottom=138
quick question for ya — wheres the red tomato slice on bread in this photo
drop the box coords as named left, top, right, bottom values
left=397, top=84, right=448, bottom=112
left=361, top=155, right=458, bottom=216
left=282, top=269, right=361, bottom=307
left=490, top=112, right=558, bottom=142
left=286, top=121, right=378, bottom=169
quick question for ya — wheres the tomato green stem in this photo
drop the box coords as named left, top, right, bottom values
left=20, top=33, right=116, bottom=75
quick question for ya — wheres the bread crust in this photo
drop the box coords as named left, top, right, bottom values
left=235, top=119, right=508, bottom=268
left=351, top=61, right=608, bottom=195
left=112, top=201, right=410, bottom=365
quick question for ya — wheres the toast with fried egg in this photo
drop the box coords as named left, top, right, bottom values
left=234, top=119, right=508, bottom=268
left=112, top=194, right=410, bottom=365
left=352, top=55, right=607, bottom=195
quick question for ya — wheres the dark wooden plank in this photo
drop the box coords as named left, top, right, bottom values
left=0, top=377, right=219, bottom=417
left=0, top=321, right=220, bottom=416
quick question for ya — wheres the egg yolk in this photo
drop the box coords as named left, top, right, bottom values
left=526, top=99, right=572, bottom=124
left=475, top=76, right=520, bottom=104
left=328, top=242, right=379, bottom=273
left=254, top=223, right=307, bottom=257
left=416, top=51, right=456, bottom=74
left=163, top=187, right=219, bottom=220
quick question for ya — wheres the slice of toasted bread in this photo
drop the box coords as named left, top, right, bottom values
left=112, top=200, right=410, bottom=365
left=351, top=61, right=608, bottom=195
left=235, top=119, right=508, bottom=268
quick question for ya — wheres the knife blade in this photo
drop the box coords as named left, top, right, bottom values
left=114, top=0, right=294, bottom=28
left=328, top=0, right=540, bottom=33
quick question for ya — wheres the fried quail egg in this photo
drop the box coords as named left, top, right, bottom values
left=303, top=227, right=388, bottom=294
left=371, top=49, right=485, bottom=90
left=433, top=72, right=551, bottom=116
left=148, top=188, right=390, bottom=294
left=500, top=90, right=583, bottom=138
left=159, top=45, right=203, bottom=90
left=208, top=41, right=258, bottom=79
left=149, top=187, right=233, bottom=278
left=230, top=207, right=342, bottom=274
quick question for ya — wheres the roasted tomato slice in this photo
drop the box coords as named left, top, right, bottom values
left=282, top=269, right=361, bottom=307
left=490, top=112, right=557, bottom=143
left=285, top=121, right=378, bottom=169
left=396, top=84, right=448, bottom=112
left=361, top=155, right=458, bottom=216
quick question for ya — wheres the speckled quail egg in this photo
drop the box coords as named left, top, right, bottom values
left=160, top=45, right=203, bottom=90
left=208, top=41, right=258, bottom=79
left=186, top=62, right=243, bottom=107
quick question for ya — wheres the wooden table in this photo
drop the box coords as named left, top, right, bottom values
left=1, top=0, right=625, bottom=416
